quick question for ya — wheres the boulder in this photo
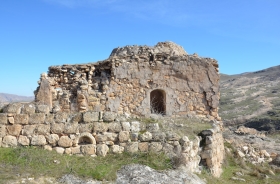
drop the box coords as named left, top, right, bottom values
left=6, top=124, right=22, bottom=136
left=31, top=135, right=47, bottom=146
left=121, top=122, right=130, bottom=131
left=29, top=113, right=45, bottom=124
left=14, top=114, right=29, bottom=124
left=139, top=131, right=152, bottom=142
left=36, top=104, right=50, bottom=113
left=96, top=144, right=109, bottom=157
left=111, top=145, right=124, bottom=154
left=83, top=111, right=99, bottom=122
left=102, top=112, right=117, bottom=122
left=36, top=124, right=50, bottom=135
left=80, top=145, right=96, bottom=155
left=22, top=125, right=37, bottom=136
left=118, top=131, right=130, bottom=143
left=125, top=142, right=138, bottom=153
left=0, top=114, right=7, bottom=124
left=58, top=136, right=73, bottom=148
left=116, top=164, right=206, bottom=184
left=131, top=121, right=140, bottom=133
left=149, top=142, right=163, bottom=152
left=18, top=135, right=30, bottom=146
left=0, top=125, right=6, bottom=138
left=54, top=147, right=65, bottom=154
left=2, top=135, right=18, bottom=147
left=108, top=122, right=122, bottom=133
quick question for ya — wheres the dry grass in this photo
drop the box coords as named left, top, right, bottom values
left=0, top=147, right=172, bottom=183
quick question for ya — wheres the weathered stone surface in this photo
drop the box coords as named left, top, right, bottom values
left=51, top=123, right=65, bottom=134
left=55, top=112, right=69, bottom=123
left=2, top=135, right=17, bottom=147
left=22, top=125, right=37, bottom=136
left=44, top=144, right=52, bottom=151
left=3, top=103, right=22, bottom=114
left=45, top=114, right=55, bottom=124
left=146, top=123, right=159, bottom=133
left=118, top=131, right=130, bottom=143
left=149, top=142, right=163, bottom=152
left=121, top=122, right=130, bottom=131
left=138, top=142, right=149, bottom=152
left=78, top=132, right=96, bottom=145
left=96, top=144, right=109, bottom=157
left=0, top=113, right=7, bottom=124
left=152, top=132, right=166, bottom=142
left=35, top=74, right=52, bottom=109
left=35, top=42, right=219, bottom=120
left=78, top=123, right=93, bottom=133
left=125, top=142, right=138, bottom=153
left=83, top=111, right=99, bottom=122
left=80, top=145, right=96, bottom=155
left=64, top=122, right=79, bottom=134
left=58, top=136, right=73, bottom=148
left=22, top=104, right=36, bottom=114
left=46, top=134, right=59, bottom=146
left=14, top=114, right=29, bottom=124
left=166, top=132, right=180, bottom=141
left=0, top=125, right=6, bottom=138
left=93, top=122, right=108, bottom=133
left=8, top=117, right=14, bottom=124
left=108, top=122, right=122, bottom=133
left=111, top=145, right=124, bottom=154
left=18, top=135, right=30, bottom=146
left=103, top=132, right=118, bottom=142
left=64, top=148, right=72, bottom=155
left=130, top=121, right=140, bottom=133
left=95, top=134, right=108, bottom=143
left=31, top=135, right=47, bottom=146
left=36, top=124, right=50, bottom=135
left=139, top=131, right=152, bottom=142
left=71, top=146, right=81, bottom=154
left=54, top=147, right=65, bottom=154
left=103, top=112, right=117, bottom=122
left=116, top=164, right=206, bottom=184
left=29, top=113, right=45, bottom=124
left=6, top=124, right=22, bottom=136
left=36, top=104, right=50, bottom=113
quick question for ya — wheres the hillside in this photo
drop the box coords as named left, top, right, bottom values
left=219, top=65, right=280, bottom=130
left=0, top=93, right=34, bottom=103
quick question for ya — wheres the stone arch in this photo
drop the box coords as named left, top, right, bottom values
left=78, top=132, right=96, bottom=145
left=150, top=89, right=166, bottom=115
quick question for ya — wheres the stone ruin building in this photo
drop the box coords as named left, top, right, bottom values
left=0, top=42, right=224, bottom=177
left=34, top=41, right=220, bottom=120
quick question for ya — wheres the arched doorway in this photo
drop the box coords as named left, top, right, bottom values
left=150, top=89, right=166, bottom=115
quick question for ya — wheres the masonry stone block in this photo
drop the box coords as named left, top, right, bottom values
left=0, top=113, right=7, bottom=125
left=29, top=113, right=45, bottom=124
left=14, top=114, right=29, bottom=125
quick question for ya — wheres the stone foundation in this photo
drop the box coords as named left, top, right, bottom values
left=0, top=102, right=224, bottom=176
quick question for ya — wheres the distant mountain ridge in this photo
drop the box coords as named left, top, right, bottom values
left=219, top=65, right=280, bottom=127
left=0, top=93, right=34, bottom=103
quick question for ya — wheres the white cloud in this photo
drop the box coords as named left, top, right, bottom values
left=42, top=0, right=199, bottom=27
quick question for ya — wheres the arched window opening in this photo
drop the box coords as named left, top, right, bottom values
left=150, top=89, right=166, bottom=115
left=78, top=136, right=93, bottom=145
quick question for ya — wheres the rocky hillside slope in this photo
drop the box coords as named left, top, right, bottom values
left=219, top=65, right=280, bottom=130
left=0, top=93, right=34, bottom=103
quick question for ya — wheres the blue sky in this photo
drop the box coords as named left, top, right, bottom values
left=0, top=0, right=279, bottom=96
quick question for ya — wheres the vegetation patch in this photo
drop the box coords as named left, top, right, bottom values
left=199, top=143, right=280, bottom=184
left=0, top=147, right=172, bottom=183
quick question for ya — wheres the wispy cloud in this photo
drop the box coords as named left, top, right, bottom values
left=42, top=0, right=203, bottom=27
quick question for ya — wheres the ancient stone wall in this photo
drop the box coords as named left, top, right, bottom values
left=0, top=102, right=224, bottom=176
left=199, top=123, right=224, bottom=177
left=34, top=42, right=220, bottom=120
